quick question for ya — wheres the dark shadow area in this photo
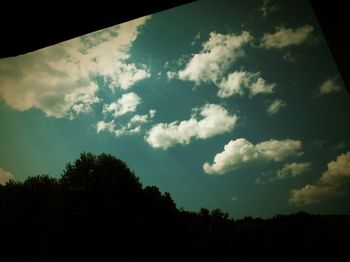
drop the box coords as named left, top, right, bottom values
left=310, top=0, right=350, bottom=94
left=0, top=153, right=349, bottom=261
left=0, top=1, right=195, bottom=58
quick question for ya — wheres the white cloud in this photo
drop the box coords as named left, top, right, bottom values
left=0, top=16, right=150, bottom=118
left=113, top=63, right=150, bottom=90
left=103, top=92, right=141, bottom=117
left=261, top=25, right=313, bottom=49
left=289, top=151, right=350, bottom=206
left=178, top=31, right=251, bottom=84
left=289, top=184, right=341, bottom=206
left=317, top=78, right=342, bottom=96
left=191, top=32, right=201, bottom=46
left=0, top=167, right=14, bottom=185
left=218, top=71, right=251, bottom=97
left=319, top=151, right=350, bottom=186
left=176, top=32, right=276, bottom=99
left=276, top=162, right=312, bottom=179
left=203, top=138, right=303, bottom=175
left=218, top=71, right=275, bottom=98
left=145, top=104, right=237, bottom=149
left=129, top=109, right=156, bottom=125
left=231, top=196, right=238, bottom=201
left=166, top=71, right=177, bottom=80
left=255, top=162, right=311, bottom=184
left=267, top=99, right=287, bottom=115
left=149, top=109, right=156, bottom=118
left=249, top=77, right=275, bottom=96
left=97, top=108, right=155, bottom=137
left=96, top=119, right=141, bottom=137
left=96, top=120, right=116, bottom=133
left=130, top=114, right=148, bottom=124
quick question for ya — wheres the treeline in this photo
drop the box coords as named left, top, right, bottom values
left=0, top=153, right=349, bottom=261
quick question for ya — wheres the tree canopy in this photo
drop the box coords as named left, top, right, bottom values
left=0, top=152, right=349, bottom=261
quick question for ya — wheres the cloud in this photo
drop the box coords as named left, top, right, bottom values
left=218, top=71, right=275, bottom=98
left=256, top=162, right=311, bottom=184
left=166, top=71, right=177, bottom=80
left=145, top=104, right=238, bottom=149
left=96, top=120, right=116, bottom=133
left=260, top=25, right=313, bottom=49
left=249, top=77, right=275, bottom=96
left=130, top=114, right=148, bottom=124
left=129, top=109, right=156, bottom=125
left=97, top=109, right=155, bottom=137
left=178, top=31, right=251, bottom=84
left=203, top=138, right=303, bottom=175
left=96, top=120, right=141, bottom=137
left=319, top=151, right=350, bottom=186
left=267, top=99, right=287, bottom=115
left=191, top=32, right=201, bottom=46
left=103, top=92, right=141, bottom=117
left=0, top=167, right=14, bottom=185
left=259, top=0, right=279, bottom=18
left=276, top=162, right=312, bottom=179
left=317, top=78, right=342, bottom=96
left=289, top=151, right=350, bottom=206
left=231, top=196, right=238, bottom=201
left=175, top=31, right=276, bottom=99
left=289, top=184, right=341, bottom=206
left=0, top=16, right=150, bottom=118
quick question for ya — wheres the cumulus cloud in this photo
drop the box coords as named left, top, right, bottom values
left=166, top=71, right=177, bottom=80
left=145, top=104, right=237, bottom=149
left=277, top=162, right=312, bottom=179
left=191, top=32, right=201, bottom=46
left=259, top=162, right=311, bottom=183
left=256, top=162, right=311, bottom=184
left=249, top=77, right=275, bottom=96
left=103, top=92, right=141, bottom=117
left=130, top=114, right=148, bottom=124
left=218, top=71, right=275, bottom=98
left=289, top=151, right=350, bottom=206
left=96, top=120, right=116, bottom=133
left=175, top=31, right=277, bottom=99
left=317, top=78, right=342, bottom=96
left=96, top=120, right=141, bottom=137
left=97, top=109, right=155, bottom=137
left=0, top=16, right=150, bottom=118
left=289, top=184, right=341, bottom=206
left=261, top=25, right=313, bottom=49
left=203, top=138, right=303, bottom=175
left=129, top=109, right=156, bottom=125
left=0, top=167, right=14, bottom=185
left=267, top=99, right=287, bottom=115
left=178, top=31, right=251, bottom=84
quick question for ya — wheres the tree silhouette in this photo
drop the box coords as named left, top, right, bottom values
left=0, top=152, right=349, bottom=261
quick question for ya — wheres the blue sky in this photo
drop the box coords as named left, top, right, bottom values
left=0, top=0, right=350, bottom=218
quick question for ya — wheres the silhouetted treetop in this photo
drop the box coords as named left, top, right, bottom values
left=61, top=152, right=142, bottom=193
left=0, top=152, right=349, bottom=261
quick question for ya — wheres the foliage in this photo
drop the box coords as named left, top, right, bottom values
left=0, top=153, right=349, bottom=261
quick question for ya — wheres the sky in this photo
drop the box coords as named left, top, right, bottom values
left=0, top=0, right=350, bottom=218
